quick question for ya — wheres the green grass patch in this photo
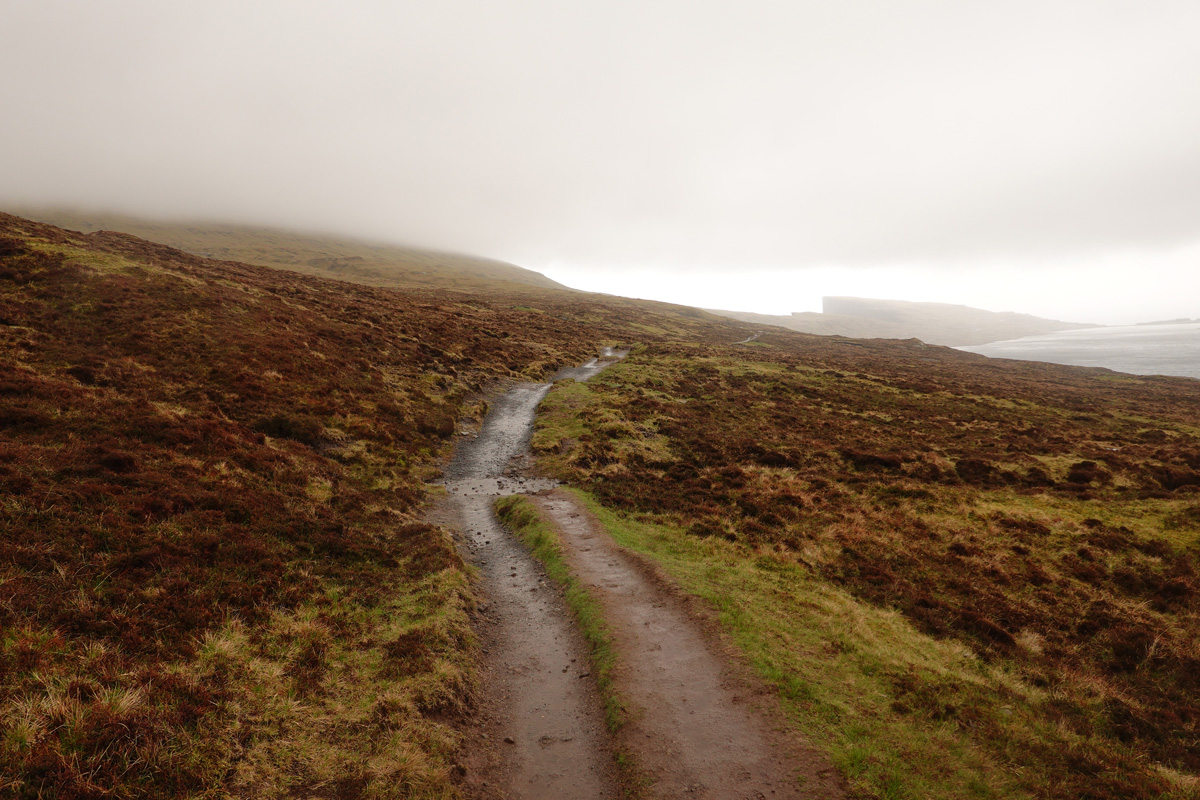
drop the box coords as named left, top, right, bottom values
left=569, top=488, right=1200, bottom=799
left=563, top=489, right=1037, bottom=799
left=531, top=380, right=595, bottom=469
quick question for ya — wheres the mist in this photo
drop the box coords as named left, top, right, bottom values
left=3, top=0, right=1199, bottom=323
left=548, top=241, right=1200, bottom=326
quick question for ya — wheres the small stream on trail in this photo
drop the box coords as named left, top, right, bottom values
left=441, top=350, right=627, bottom=800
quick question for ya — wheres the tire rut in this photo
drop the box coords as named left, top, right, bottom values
left=530, top=492, right=845, bottom=800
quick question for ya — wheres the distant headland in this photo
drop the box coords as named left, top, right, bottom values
left=711, top=296, right=1094, bottom=346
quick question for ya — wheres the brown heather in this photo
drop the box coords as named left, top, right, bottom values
left=0, top=214, right=728, bottom=798
left=534, top=340, right=1200, bottom=799
left=4, top=209, right=1200, bottom=799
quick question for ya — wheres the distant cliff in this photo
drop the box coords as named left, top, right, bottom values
left=711, top=296, right=1093, bottom=346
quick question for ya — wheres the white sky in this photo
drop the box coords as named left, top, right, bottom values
left=548, top=241, right=1200, bottom=325
left=2, top=0, right=1199, bottom=324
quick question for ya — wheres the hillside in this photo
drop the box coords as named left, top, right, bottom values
left=0, top=213, right=734, bottom=798
left=13, top=208, right=569, bottom=294
left=2, top=211, right=1198, bottom=799
left=533, top=339, right=1200, bottom=798
left=713, top=295, right=1092, bottom=346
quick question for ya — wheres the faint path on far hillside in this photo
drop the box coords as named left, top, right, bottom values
left=436, top=350, right=628, bottom=800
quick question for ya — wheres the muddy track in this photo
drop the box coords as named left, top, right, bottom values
left=440, top=351, right=627, bottom=799
left=438, top=349, right=841, bottom=799
left=531, top=492, right=844, bottom=799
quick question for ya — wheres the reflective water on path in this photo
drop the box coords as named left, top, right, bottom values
left=442, top=352, right=627, bottom=799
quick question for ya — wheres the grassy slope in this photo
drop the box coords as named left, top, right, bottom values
left=0, top=214, right=737, bottom=799
left=533, top=338, right=1200, bottom=799
left=7, top=208, right=1198, bottom=798
left=12, top=208, right=570, bottom=294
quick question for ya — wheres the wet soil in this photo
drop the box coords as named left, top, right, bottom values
left=531, top=492, right=845, bottom=800
left=440, top=352, right=627, bottom=799
left=446, top=488, right=616, bottom=799
left=438, top=348, right=840, bottom=799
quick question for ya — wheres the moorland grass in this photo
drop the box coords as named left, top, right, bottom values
left=0, top=213, right=751, bottom=797
left=7, top=209, right=1198, bottom=797
left=533, top=343, right=1200, bottom=799
left=567, top=489, right=1033, bottom=799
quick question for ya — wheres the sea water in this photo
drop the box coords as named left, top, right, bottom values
left=958, top=322, right=1200, bottom=380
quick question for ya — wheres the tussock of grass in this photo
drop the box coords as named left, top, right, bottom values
left=207, top=579, right=474, bottom=800
left=531, top=380, right=593, bottom=460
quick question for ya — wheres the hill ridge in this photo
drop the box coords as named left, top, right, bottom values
left=9, top=206, right=570, bottom=294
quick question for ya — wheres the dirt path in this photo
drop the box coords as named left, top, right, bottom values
left=438, top=348, right=841, bottom=799
left=531, top=492, right=844, bottom=800
left=440, top=352, right=627, bottom=799
left=446, top=488, right=615, bottom=798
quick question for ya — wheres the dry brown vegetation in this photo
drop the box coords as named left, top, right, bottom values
left=0, top=213, right=732, bottom=798
left=535, top=338, right=1200, bottom=798
left=5, top=208, right=1199, bottom=798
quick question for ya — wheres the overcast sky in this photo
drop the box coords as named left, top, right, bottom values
left=3, top=0, right=1199, bottom=323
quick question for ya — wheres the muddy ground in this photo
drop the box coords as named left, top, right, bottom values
left=531, top=490, right=844, bottom=799
left=436, top=351, right=841, bottom=799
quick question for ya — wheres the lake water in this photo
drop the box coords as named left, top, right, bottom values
left=957, top=322, right=1200, bottom=380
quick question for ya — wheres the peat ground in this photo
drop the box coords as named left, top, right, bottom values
left=0, top=214, right=732, bottom=797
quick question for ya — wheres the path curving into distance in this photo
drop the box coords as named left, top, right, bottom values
left=441, top=350, right=627, bottom=799
left=439, top=346, right=841, bottom=799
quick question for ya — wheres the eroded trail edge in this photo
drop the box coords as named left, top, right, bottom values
left=439, top=351, right=627, bottom=799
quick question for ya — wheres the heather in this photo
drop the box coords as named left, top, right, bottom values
left=0, top=214, right=721, bottom=797
left=534, top=339, right=1200, bottom=797
left=6, top=209, right=1199, bottom=797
